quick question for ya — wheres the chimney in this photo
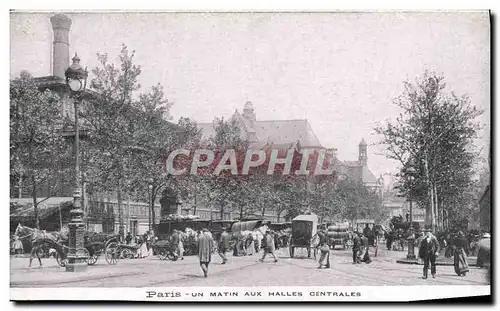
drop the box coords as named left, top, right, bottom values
left=50, top=14, right=72, bottom=79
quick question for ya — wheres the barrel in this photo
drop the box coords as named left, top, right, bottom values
left=327, top=231, right=349, bottom=239
left=327, top=224, right=349, bottom=232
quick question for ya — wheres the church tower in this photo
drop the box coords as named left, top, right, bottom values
left=359, top=138, right=367, bottom=166
left=242, top=101, right=256, bottom=123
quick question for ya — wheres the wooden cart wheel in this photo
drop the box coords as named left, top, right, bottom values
left=105, top=242, right=120, bottom=265
left=79, top=248, right=90, bottom=264
left=87, top=253, right=98, bottom=265
left=157, top=249, right=168, bottom=260
left=167, top=252, right=178, bottom=261
left=55, top=250, right=67, bottom=267
left=121, top=248, right=134, bottom=259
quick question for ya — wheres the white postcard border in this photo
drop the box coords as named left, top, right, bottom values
left=10, top=286, right=491, bottom=302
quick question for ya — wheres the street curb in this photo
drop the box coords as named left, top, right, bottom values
left=396, top=258, right=478, bottom=267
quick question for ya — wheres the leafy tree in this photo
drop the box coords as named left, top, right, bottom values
left=10, top=71, right=72, bottom=228
left=375, top=71, right=482, bottom=232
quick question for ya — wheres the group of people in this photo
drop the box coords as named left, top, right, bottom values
left=189, top=227, right=279, bottom=278
left=414, top=227, right=486, bottom=279
left=315, top=228, right=372, bottom=269
left=124, top=231, right=154, bottom=258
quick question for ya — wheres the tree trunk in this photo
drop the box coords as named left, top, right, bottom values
left=18, top=174, right=22, bottom=199
left=424, top=153, right=435, bottom=232
left=433, top=183, right=438, bottom=232
left=151, top=189, right=156, bottom=228
left=117, top=180, right=124, bottom=239
left=32, top=175, right=39, bottom=229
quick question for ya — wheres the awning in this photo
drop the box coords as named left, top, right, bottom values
left=10, top=197, right=73, bottom=220
left=232, top=220, right=263, bottom=233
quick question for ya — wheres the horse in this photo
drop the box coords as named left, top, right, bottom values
left=14, top=223, right=68, bottom=268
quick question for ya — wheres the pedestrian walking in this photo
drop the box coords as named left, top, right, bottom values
left=13, top=236, right=24, bottom=256
left=317, top=228, right=329, bottom=268
left=453, top=231, right=470, bottom=276
left=218, top=227, right=230, bottom=264
left=260, top=230, right=278, bottom=263
left=418, top=227, right=440, bottom=279
left=198, top=228, right=214, bottom=278
left=352, top=232, right=362, bottom=264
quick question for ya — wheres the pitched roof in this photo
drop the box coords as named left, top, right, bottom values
left=198, top=119, right=323, bottom=148
left=10, top=197, right=73, bottom=219
left=361, top=165, right=380, bottom=185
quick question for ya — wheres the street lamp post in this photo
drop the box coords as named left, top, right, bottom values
left=406, top=159, right=416, bottom=261
left=65, top=53, right=88, bottom=272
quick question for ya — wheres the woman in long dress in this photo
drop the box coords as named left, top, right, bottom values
left=453, top=231, right=470, bottom=276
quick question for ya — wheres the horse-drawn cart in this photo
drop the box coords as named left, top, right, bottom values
left=84, top=233, right=120, bottom=265
left=289, top=214, right=319, bottom=259
left=326, top=222, right=351, bottom=250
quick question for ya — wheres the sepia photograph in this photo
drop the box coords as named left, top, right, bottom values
left=8, top=10, right=491, bottom=302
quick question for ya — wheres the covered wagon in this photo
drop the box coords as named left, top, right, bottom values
left=231, top=220, right=269, bottom=256
left=289, top=214, right=318, bottom=259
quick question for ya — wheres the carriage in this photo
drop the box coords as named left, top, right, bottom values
left=289, top=214, right=319, bottom=259
left=269, top=222, right=292, bottom=248
left=56, top=233, right=121, bottom=266
left=13, top=223, right=125, bottom=267
left=84, top=232, right=120, bottom=265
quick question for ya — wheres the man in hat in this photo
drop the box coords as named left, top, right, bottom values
left=418, top=227, right=440, bottom=279
left=260, top=229, right=278, bottom=263
left=198, top=228, right=214, bottom=277
left=218, top=227, right=230, bottom=264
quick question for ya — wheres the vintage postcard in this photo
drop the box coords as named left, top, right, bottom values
left=9, top=10, right=491, bottom=302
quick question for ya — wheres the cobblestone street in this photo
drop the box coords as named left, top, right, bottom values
left=10, top=248, right=490, bottom=288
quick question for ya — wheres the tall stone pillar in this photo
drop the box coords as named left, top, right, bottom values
left=50, top=14, right=72, bottom=79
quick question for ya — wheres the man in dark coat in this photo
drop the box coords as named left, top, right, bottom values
left=418, top=227, right=440, bottom=279
left=198, top=228, right=214, bottom=278
left=218, top=227, right=231, bottom=264
left=171, top=230, right=180, bottom=258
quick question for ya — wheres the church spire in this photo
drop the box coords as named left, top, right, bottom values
left=359, top=138, right=367, bottom=166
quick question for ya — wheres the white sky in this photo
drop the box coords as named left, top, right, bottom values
left=9, top=11, right=490, bottom=179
